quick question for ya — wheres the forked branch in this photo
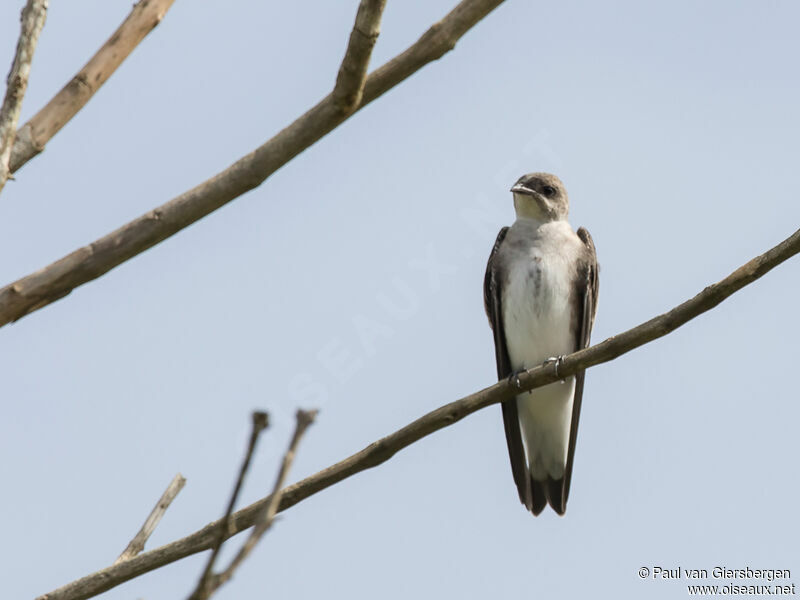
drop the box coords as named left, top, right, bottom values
left=0, top=0, right=507, bottom=328
left=8, top=0, right=175, bottom=174
left=188, top=410, right=316, bottom=600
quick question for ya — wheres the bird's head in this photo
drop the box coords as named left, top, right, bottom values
left=510, top=172, right=569, bottom=222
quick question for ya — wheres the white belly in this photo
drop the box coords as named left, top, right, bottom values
left=502, top=247, right=576, bottom=480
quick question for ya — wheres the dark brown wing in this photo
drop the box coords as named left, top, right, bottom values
left=555, top=226, right=599, bottom=513
left=484, top=227, right=536, bottom=513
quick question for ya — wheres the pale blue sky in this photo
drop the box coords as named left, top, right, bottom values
left=1, top=1, right=798, bottom=599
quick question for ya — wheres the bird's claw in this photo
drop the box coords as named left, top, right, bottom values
left=543, top=355, right=566, bottom=381
left=507, top=369, right=525, bottom=390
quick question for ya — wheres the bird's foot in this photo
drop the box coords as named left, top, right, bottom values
left=543, top=355, right=566, bottom=382
left=507, top=368, right=526, bottom=390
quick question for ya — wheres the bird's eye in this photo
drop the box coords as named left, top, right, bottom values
left=541, top=185, right=557, bottom=198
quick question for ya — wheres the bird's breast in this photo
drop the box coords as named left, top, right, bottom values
left=501, top=247, right=576, bottom=370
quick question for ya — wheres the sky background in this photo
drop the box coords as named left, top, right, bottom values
left=1, top=1, right=799, bottom=598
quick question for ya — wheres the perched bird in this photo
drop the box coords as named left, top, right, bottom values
left=484, top=173, right=598, bottom=515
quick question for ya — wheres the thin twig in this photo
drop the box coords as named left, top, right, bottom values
left=0, top=0, right=506, bottom=328
left=35, top=226, right=800, bottom=600
left=114, top=473, right=187, bottom=565
left=189, top=410, right=317, bottom=600
left=191, top=411, right=269, bottom=597
left=332, top=0, right=386, bottom=113
left=0, top=0, right=47, bottom=195
left=8, top=0, right=175, bottom=174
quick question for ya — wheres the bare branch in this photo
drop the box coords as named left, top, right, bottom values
left=0, top=0, right=47, bottom=195
left=189, top=410, right=317, bottom=600
left=332, top=0, right=386, bottom=113
left=8, top=0, right=175, bottom=175
left=191, top=411, right=269, bottom=597
left=0, top=0, right=506, bottom=329
left=36, top=227, right=800, bottom=600
left=114, top=473, right=187, bottom=565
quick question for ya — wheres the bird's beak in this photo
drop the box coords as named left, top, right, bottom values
left=510, top=183, right=536, bottom=196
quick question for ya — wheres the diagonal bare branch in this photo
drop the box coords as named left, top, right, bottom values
left=114, top=473, right=187, bottom=565
left=0, top=0, right=507, bottom=329
left=35, top=227, right=800, bottom=600
left=8, top=0, right=175, bottom=175
left=332, top=0, right=386, bottom=113
left=189, top=410, right=317, bottom=600
left=0, top=0, right=47, bottom=195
